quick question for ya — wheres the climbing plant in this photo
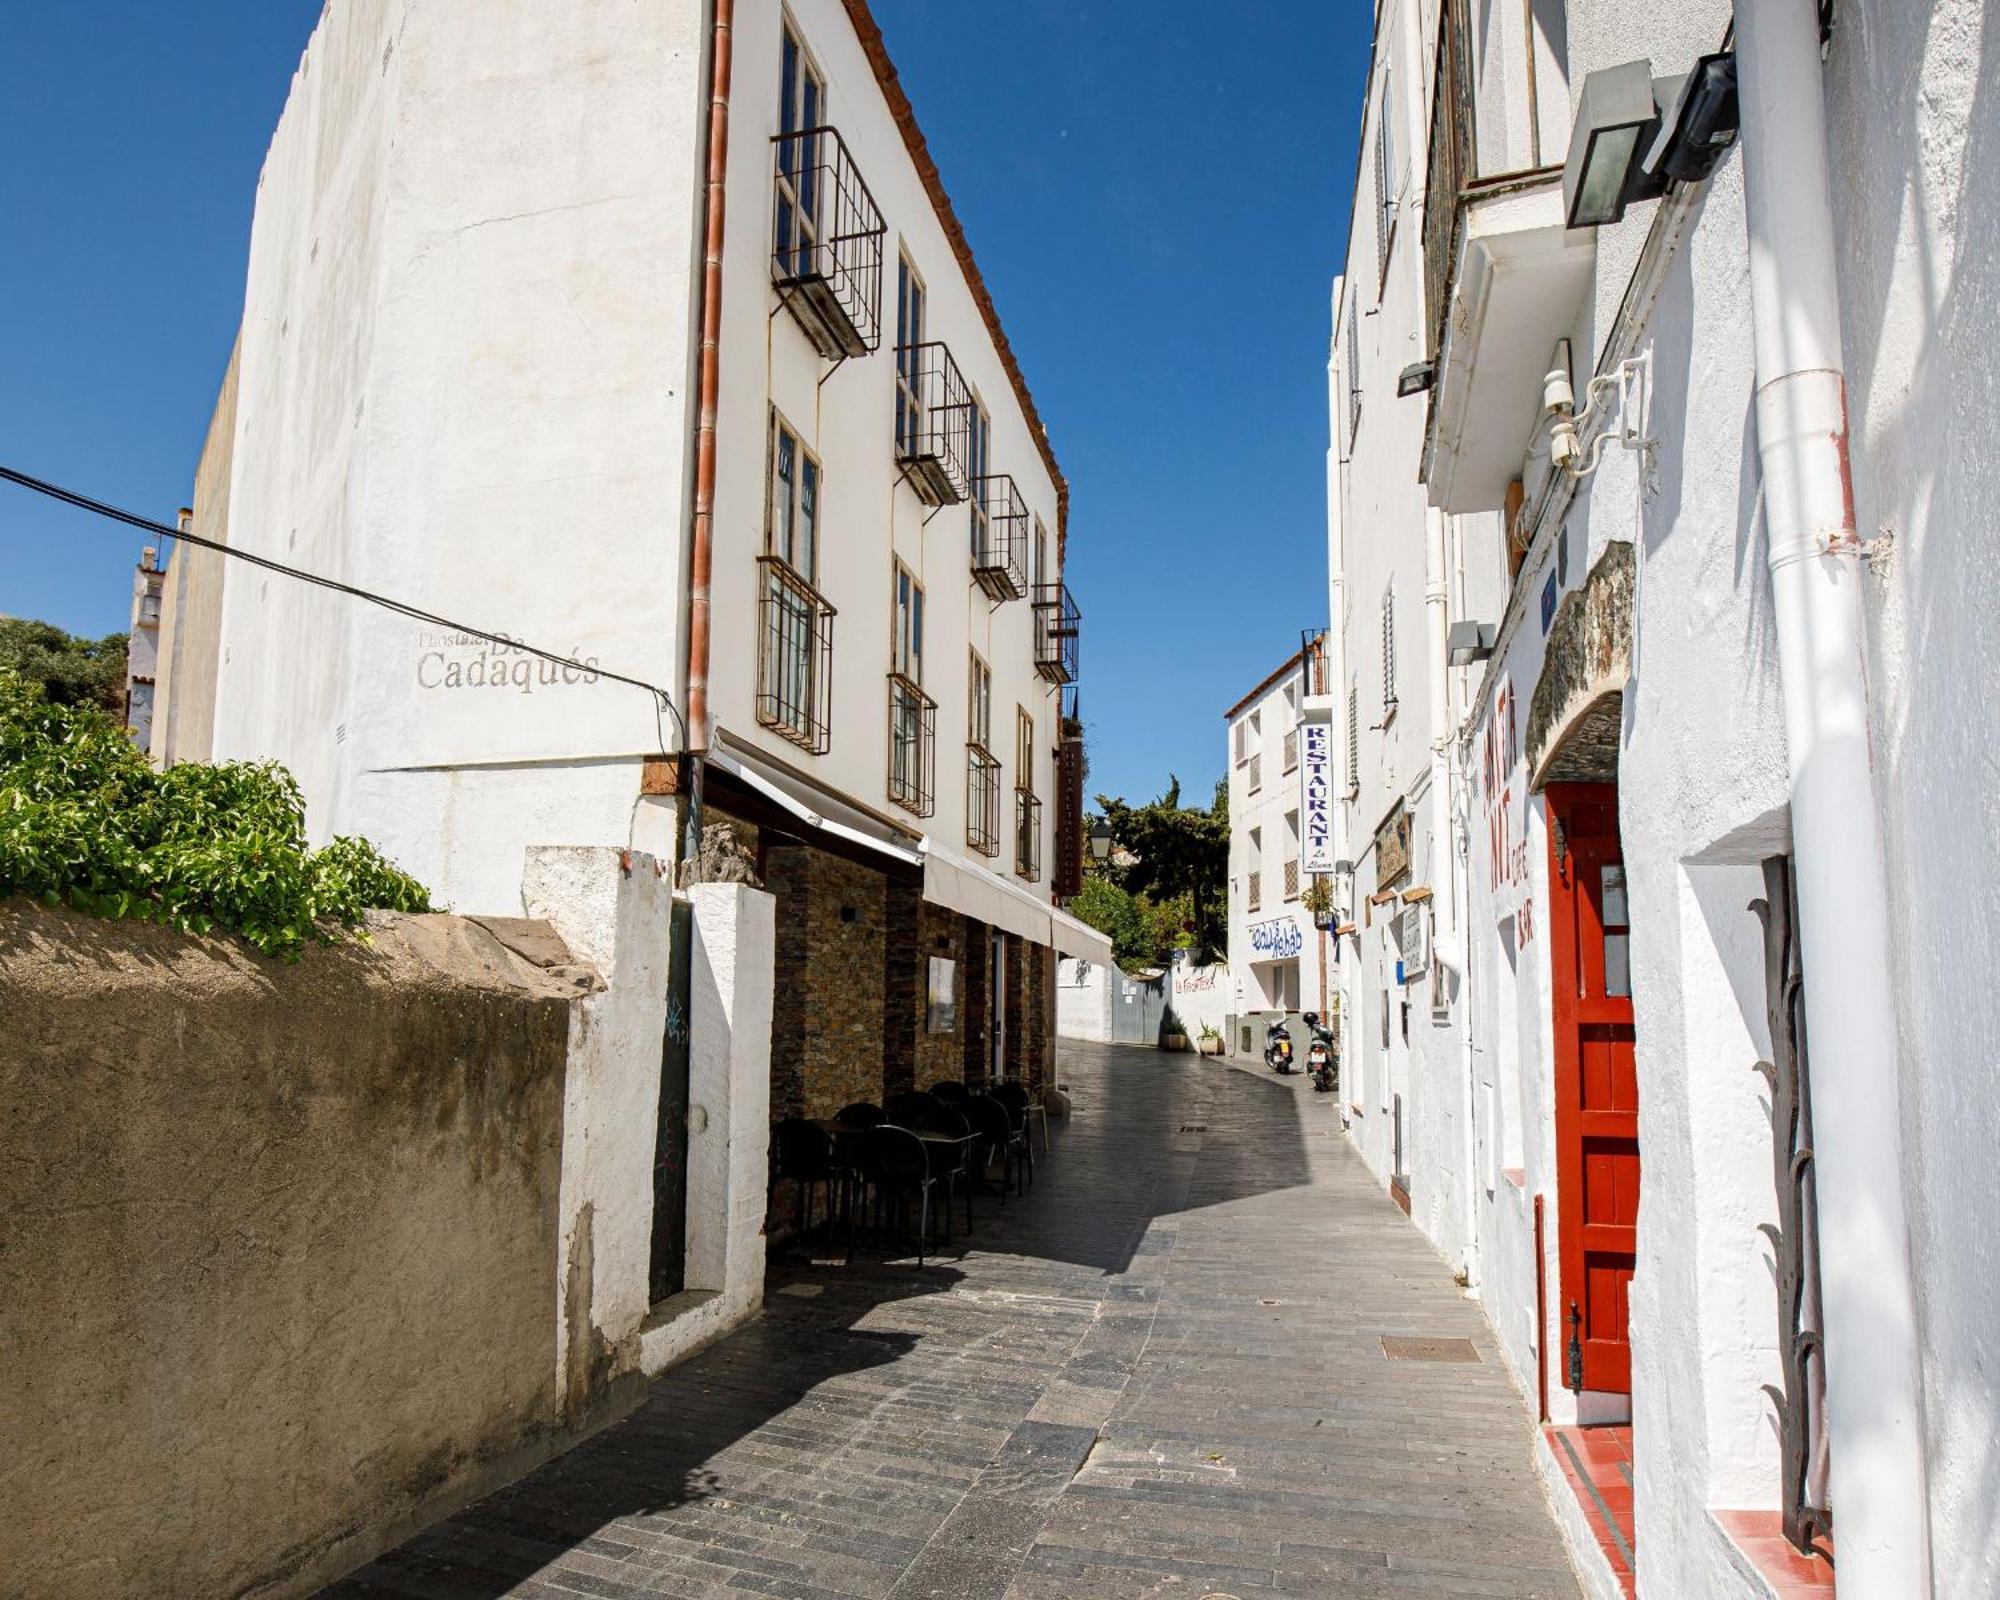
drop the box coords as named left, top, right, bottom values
left=0, top=668, right=431, bottom=958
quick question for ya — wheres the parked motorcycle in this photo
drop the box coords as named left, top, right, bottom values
left=1303, top=1011, right=1338, bottom=1094
left=1263, top=1018, right=1296, bottom=1074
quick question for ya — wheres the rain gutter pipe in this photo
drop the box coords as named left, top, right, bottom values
left=1737, top=3, right=1929, bottom=1591
left=681, top=0, right=734, bottom=857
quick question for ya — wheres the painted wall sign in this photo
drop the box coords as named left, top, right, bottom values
left=1373, top=801, right=1411, bottom=888
left=1299, top=710, right=1337, bottom=873
left=1247, top=917, right=1305, bottom=959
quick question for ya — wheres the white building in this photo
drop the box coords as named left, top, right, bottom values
left=1330, top=2, right=1995, bottom=1596
left=1223, top=637, right=1332, bottom=1057
left=123, top=547, right=164, bottom=750
left=162, top=0, right=1110, bottom=1395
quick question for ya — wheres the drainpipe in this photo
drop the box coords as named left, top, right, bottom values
left=681, top=0, right=734, bottom=857
left=1326, top=286, right=1353, bottom=1101
left=1737, top=4, right=1930, bottom=1592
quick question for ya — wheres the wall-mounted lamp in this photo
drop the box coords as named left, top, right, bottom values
left=1397, top=360, right=1436, bottom=398
left=1563, top=61, right=1667, bottom=229
left=1564, top=54, right=1740, bottom=231
left=1446, top=621, right=1496, bottom=667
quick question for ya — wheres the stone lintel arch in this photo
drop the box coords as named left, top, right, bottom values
left=1526, top=541, right=1634, bottom=792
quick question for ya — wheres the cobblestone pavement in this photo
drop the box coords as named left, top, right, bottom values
left=322, top=1042, right=1580, bottom=1599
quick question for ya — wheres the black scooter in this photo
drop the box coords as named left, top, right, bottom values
left=1264, top=1019, right=1296, bottom=1074
left=1303, top=1011, right=1338, bottom=1094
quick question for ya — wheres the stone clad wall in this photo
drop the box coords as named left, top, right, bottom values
left=913, top=901, right=970, bottom=1088
left=761, top=837, right=891, bottom=1119
left=0, top=902, right=598, bottom=1600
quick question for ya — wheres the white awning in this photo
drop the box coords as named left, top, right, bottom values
left=920, top=841, right=1050, bottom=945
left=1051, top=905, right=1115, bottom=966
left=706, top=737, right=924, bottom=869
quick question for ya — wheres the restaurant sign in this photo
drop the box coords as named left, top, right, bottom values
left=1299, top=706, right=1337, bottom=874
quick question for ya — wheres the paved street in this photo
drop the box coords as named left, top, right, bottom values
left=322, top=1042, right=1580, bottom=1600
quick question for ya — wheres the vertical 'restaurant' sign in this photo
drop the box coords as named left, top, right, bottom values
left=1300, top=704, right=1336, bottom=874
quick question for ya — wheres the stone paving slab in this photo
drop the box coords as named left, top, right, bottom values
left=319, top=1042, right=1578, bottom=1600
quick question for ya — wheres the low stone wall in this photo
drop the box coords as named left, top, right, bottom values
left=0, top=900, right=624, bottom=1600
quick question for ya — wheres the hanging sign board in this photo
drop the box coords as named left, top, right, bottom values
left=1373, top=801, right=1411, bottom=888
left=1299, top=706, right=1337, bottom=874
left=1399, top=902, right=1429, bottom=984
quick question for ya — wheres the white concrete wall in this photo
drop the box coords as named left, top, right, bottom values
left=1056, top=956, right=1111, bottom=1043
left=1169, top=957, right=1232, bottom=1048
left=213, top=0, right=705, bottom=913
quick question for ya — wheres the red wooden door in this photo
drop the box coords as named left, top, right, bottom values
left=1547, top=783, right=1638, bottom=1395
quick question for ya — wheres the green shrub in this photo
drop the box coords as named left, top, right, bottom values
left=0, top=668, right=432, bottom=957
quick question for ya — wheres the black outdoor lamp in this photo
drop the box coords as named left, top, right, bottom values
left=1087, top=817, right=1114, bottom=865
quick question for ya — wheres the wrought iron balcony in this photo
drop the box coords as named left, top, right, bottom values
left=1014, top=787, right=1043, bottom=883
left=971, top=475, right=1029, bottom=602
left=887, top=672, right=937, bottom=817
left=755, top=556, right=836, bottom=754
left=772, top=126, right=885, bottom=359
left=1031, top=582, right=1079, bottom=685
left=894, top=341, right=974, bottom=506
left=966, top=745, right=1001, bottom=857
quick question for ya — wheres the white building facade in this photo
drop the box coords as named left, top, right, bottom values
left=1223, top=639, right=1333, bottom=1058
left=1331, top=2, right=1995, bottom=1596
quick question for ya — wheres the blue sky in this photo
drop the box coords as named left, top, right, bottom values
left=0, top=2, right=1364, bottom=807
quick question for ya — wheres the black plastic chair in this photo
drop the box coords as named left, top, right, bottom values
left=771, top=1118, right=840, bottom=1242
left=883, top=1090, right=938, bottom=1127
left=835, top=1101, right=886, bottom=1128
left=989, top=1082, right=1036, bottom=1188
left=929, top=1080, right=972, bottom=1106
left=854, top=1124, right=942, bottom=1267
left=963, top=1093, right=1023, bottom=1202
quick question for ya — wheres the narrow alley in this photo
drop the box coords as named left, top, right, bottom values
left=323, top=1043, right=1579, bottom=1600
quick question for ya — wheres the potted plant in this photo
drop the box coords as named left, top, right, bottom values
left=1162, top=1004, right=1188, bottom=1052
left=1301, top=875, right=1338, bottom=929
left=1197, top=1023, right=1224, bottom=1056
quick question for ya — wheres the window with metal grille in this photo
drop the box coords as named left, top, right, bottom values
left=966, top=651, right=998, bottom=855
left=1014, top=786, right=1042, bottom=882
left=1381, top=585, right=1398, bottom=715
left=1346, top=296, right=1363, bottom=450
left=1375, top=68, right=1398, bottom=287
left=1347, top=682, right=1361, bottom=796
left=756, top=558, right=834, bottom=752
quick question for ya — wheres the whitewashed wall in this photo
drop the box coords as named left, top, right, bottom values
left=1168, top=957, right=1231, bottom=1047
left=1055, top=957, right=1111, bottom=1043
left=211, top=1, right=705, bottom=913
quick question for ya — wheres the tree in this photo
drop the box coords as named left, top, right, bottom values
left=0, top=618, right=128, bottom=714
left=1087, top=775, right=1229, bottom=965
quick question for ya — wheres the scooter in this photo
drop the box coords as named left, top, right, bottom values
left=1263, top=1019, right=1296, bottom=1074
left=1303, top=1011, right=1338, bottom=1094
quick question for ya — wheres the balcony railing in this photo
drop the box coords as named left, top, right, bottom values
left=1284, top=859, right=1300, bottom=901
left=755, top=556, right=836, bottom=754
left=1422, top=1, right=1475, bottom=361
left=966, top=745, right=1001, bottom=857
left=772, top=126, right=885, bottom=360
left=1014, top=787, right=1043, bottom=882
left=1283, top=729, right=1299, bottom=773
left=1247, top=870, right=1262, bottom=914
left=895, top=341, right=974, bottom=506
left=887, top=673, right=937, bottom=817
left=971, top=475, right=1029, bottom=602
left=1031, top=582, right=1079, bottom=685
left=1054, top=722, right=1085, bottom=900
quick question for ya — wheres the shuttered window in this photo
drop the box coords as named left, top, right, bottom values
left=1347, top=682, right=1361, bottom=796
left=1381, top=585, right=1398, bottom=713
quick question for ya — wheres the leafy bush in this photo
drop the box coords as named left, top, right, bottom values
left=0, top=616, right=130, bottom=713
left=0, top=668, right=431, bottom=957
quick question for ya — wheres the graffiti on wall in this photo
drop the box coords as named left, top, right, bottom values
left=1248, top=917, right=1305, bottom=959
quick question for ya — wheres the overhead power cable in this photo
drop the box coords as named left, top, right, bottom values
left=0, top=464, right=687, bottom=754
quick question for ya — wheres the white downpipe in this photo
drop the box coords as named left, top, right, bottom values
left=1737, top=4, right=1930, bottom=1594
left=1424, top=505, right=1474, bottom=1275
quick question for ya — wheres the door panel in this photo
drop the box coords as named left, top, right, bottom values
left=1547, top=783, right=1638, bottom=1397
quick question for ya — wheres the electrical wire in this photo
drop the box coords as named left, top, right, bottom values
left=0, top=464, right=687, bottom=757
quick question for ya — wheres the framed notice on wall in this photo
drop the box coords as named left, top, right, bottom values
left=927, top=957, right=957, bottom=1034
